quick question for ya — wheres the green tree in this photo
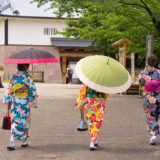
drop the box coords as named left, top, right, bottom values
left=33, top=0, right=160, bottom=65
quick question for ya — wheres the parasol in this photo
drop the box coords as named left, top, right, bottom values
left=76, top=55, right=131, bottom=94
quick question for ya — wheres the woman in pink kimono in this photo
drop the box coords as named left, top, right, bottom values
left=75, top=83, right=108, bottom=151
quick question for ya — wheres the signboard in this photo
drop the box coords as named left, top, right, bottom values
left=119, top=47, right=125, bottom=66
left=112, top=38, right=132, bottom=68
left=28, top=71, right=44, bottom=82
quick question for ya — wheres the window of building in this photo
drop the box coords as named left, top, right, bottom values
left=44, top=28, right=57, bottom=35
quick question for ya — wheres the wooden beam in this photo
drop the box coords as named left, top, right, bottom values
left=59, top=47, right=87, bottom=50
left=60, top=52, right=97, bottom=57
left=61, top=56, right=67, bottom=84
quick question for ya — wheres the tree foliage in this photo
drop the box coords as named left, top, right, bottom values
left=33, top=0, right=160, bottom=65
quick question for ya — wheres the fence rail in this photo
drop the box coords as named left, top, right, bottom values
left=2, top=71, right=44, bottom=82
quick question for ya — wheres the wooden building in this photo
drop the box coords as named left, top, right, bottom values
left=51, top=38, right=96, bottom=83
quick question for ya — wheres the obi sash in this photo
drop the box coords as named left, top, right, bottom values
left=11, top=83, right=29, bottom=97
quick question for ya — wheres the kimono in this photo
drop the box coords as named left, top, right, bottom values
left=75, top=84, right=108, bottom=142
left=3, top=71, right=38, bottom=142
left=139, top=68, right=160, bottom=135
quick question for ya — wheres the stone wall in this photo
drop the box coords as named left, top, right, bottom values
left=0, top=45, right=62, bottom=83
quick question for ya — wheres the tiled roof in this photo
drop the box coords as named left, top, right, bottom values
left=51, top=38, right=93, bottom=48
left=0, top=0, right=59, bottom=18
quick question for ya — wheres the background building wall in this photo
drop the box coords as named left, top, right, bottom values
left=8, top=18, right=67, bottom=45
left=0, top=20, right=4, bottom=45
left=0, top=17, right=69, bottom=83
left=0, top=45, right=62, bottom=83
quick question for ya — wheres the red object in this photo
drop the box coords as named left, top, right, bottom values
left=7, top=105, right=11, bottom=130
left=8, top=118, right=11, bottom=130
left=5, top=116, right=11, bottom=130
left=2, top=106, right=11, bottom=130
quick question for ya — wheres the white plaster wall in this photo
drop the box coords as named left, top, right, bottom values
left=0, top=20, right=4, bottom=45
left=8, top=18, right=67, bottom=45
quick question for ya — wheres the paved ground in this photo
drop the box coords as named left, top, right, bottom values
left=0, top=83, right=160, bottom=160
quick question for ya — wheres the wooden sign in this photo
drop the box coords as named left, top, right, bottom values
left=112, top=39, right=132, bottom=67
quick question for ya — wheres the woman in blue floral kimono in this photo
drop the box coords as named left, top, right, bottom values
left=3, top=64, right=38, bottom=151
left=139, top=55, right=160, bottom=145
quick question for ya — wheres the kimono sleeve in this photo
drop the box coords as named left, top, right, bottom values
left=28, top=77, right=38, bottom=108
left=157, top=69, right=160, bottom=80
left=75, top=84, right=87, bottom=109
left=3, top=79, right=13, bottom=104
left=138, top=71, right=147, bottom=87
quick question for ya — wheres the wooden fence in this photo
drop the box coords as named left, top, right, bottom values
left=3, top=71, right=44, bottom=82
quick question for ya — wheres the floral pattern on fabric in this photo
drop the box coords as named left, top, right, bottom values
left=145, top=80, right=160, bottom=93
left=84, top=97, right=106, bottom=142
left=75, top=84, right=87, bottom=109
left=75, top=84, right=108, bottom=142
left=139, top=68, right=160, bottom=135
left=3, top=71, right=38, bottom=141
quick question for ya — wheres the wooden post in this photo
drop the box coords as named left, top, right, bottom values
left=131, top=53, right=135, bottom=83
left=0, top=77, right=3, bottom=88
left=124, top=43, right=127, bottom=68
left=62, top=56, right=67, bottom=84
left=0, top=66, right=4, bottom=88
left=119, top=46, right=125, bottom=67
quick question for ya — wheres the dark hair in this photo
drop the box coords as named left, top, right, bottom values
left=147, top=55, right=157, bottom=67
left=17, top=64, right=29, bottom=71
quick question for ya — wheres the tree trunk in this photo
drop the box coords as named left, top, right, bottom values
left=146, top=35, right=154, bottom=62
left=155, top=21, right=160, bottom=36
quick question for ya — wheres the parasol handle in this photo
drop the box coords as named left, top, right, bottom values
left=80, top=110, right=85, bottom=121
left=107, top=59, right=109, bottom=65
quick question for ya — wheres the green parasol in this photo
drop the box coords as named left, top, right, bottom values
left=76, top=55, right=131, bottom=94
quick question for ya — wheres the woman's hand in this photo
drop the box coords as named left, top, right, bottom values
left=31, top=105, right=37, bottom=108
left=29, top=102, right=37, bottom=108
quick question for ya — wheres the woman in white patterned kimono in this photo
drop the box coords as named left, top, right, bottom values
left=139, top=55, right=160, bottom=145
left=3, top=64, right=38, bottom=151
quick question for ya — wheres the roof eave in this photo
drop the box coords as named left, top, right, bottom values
left=0, top=14, right=78, bottom=20
left=51, top=37, right=93, bottom=48
left=112, top=38, right=132, bottom=47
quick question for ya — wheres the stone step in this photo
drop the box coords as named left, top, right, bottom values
left=126, top=84, right=139, bottom=95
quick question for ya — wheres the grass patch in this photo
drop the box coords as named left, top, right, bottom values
left=2, top=80, right=10, bottom=83
left=2, top=80, right=45, bottom=83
